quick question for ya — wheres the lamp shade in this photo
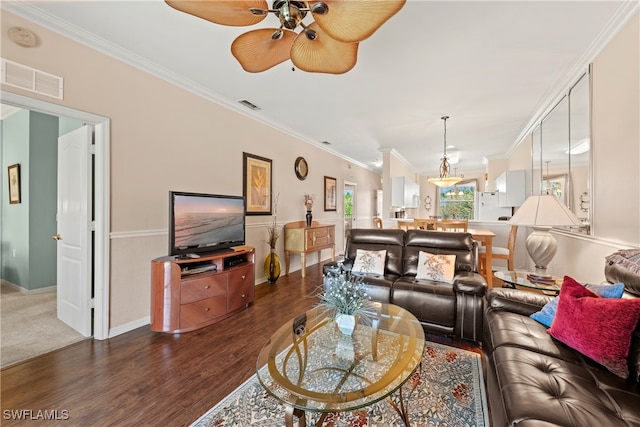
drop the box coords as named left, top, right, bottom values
left=509, top=195, right=582, bottom=226
left=427, top=176, right=462, bottom=188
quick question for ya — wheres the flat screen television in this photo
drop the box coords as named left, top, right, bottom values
left=168, top=191, right=245, bottom=257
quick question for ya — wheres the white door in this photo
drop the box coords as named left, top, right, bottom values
left=56, top=125, right=93, bottom=337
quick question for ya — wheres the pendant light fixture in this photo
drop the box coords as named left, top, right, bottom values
left=428, top=115, right=463, bottom=188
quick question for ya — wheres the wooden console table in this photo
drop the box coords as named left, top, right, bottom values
left=284, top=221, right=335, bottom=278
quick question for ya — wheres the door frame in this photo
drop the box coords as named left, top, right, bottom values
left=2, top=90, right=111, bottom=340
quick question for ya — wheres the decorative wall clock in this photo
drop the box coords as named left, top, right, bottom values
left=295, top=157, right=308, bottom=180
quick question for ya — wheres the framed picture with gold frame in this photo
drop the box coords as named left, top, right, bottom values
left=8, top=163, right=21, bottom=204
left=324, top=176, right=337, bottom=212
left=243, top=153, right=272, bottom=215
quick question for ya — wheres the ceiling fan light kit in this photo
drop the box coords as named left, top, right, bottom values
left=165, top=0, right=406, bottom=74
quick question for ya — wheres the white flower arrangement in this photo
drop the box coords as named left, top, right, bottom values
left=318, top=273, right=374, bottom=323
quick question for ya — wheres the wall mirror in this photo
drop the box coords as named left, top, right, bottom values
left=531, top=70, right=591, bottom=234
left=568, top=73, right=590, bottom=228
left=541, top=94, right=569, bottom=203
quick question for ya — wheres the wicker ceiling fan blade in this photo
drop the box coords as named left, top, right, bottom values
left=312, top=0, right=406, bottom=43
left=290, top=22, right=358, bottom=74
left=165, top=0, right=269, bottom=26
left=231, top=28, right=297, bottom=72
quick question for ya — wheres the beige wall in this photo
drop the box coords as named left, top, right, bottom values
left=484, top=158, right=509, bottom=192
left=1, top=11, right=380, bottom=332
left=591, top=12, right=640, bottom=243
left=508, top=134, right=533, bottom=175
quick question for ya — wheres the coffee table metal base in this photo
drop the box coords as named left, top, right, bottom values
left=285, top=406, right=305, bottom=427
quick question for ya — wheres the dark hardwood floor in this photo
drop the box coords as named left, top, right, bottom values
left=1, top=264, right=481, bottom=426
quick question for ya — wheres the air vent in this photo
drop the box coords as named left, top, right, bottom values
left=1, top=58, right=63, bottom=99
left=237, top=99, right=261, bottom=111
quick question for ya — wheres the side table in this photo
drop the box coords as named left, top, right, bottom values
left=284, top=220, right=335, bottom=278
left=494, top=270, right=562, bottom=295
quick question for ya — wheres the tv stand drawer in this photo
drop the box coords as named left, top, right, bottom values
left=181, top=274, right=227, bottom=304
left=180, top=296, right=227, bottom=329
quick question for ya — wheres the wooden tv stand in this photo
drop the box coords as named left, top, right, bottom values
left=150, top=246, right=255, bottom=333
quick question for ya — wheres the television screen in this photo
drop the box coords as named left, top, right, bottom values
left=169, top=191, right=245, bottom=257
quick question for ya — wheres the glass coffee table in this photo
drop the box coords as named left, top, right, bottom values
left=256, top=303, right=425, bottom=427
left=494, top=270, right=563, bottom=295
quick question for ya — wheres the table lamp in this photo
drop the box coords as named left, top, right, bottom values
left=509, top=195, right=583, bottom=276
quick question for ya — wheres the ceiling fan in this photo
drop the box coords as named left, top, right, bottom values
left=165, top=0, right=406, bottom=74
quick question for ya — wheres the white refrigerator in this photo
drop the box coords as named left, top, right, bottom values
left=476, top=192, right=512, bottom=221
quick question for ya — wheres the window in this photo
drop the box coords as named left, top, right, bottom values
left=439, top=181, right=476, bottom=219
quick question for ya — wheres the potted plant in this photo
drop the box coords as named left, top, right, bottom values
left=318, top=273, right=373, bottom=335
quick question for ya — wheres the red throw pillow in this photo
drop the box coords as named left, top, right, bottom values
left=548, top=276, right=640, bottom=378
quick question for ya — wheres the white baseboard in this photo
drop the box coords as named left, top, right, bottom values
left=1, top=280, right=56, bottom=294
left=27, top=285, right=57, bottom=294
left=108, top=316, right=150, bottom=338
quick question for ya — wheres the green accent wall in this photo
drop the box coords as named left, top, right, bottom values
left=0, top=110, right=81, bottom=291
left=28, top=112, right=59, bottom=289
left=1, top=110, right=30, bottom=288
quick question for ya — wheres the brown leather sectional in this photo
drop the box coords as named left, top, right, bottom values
left=483, top=260, right=640, bottom=426
left=324, top=228, right=488, bottom=341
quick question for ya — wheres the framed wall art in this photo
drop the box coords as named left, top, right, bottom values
left=542, top=174, right=567, bottom=204
left=324, top=176, right=337, bottom=212
left=243, top=153, right=272, bottom=215
left=8, top=163, right=21, bottom=204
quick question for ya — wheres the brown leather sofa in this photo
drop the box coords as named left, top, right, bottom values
left=324, top=228, right=488, bottom=341
left=483, top=259, right=640, bottom=426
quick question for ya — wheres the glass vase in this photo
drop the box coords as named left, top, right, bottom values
left=335, top=313, right=357, bottom=336
left=264, top=249, right=281, bottom=284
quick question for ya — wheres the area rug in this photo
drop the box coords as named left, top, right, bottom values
left=191, top=341, right=489, bottom=426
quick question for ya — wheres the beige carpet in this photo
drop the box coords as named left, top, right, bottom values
left=1, top=284, right=86, bottom=369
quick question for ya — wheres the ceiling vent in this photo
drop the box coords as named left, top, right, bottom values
left=1, top=58, right=63, bottom=100
left=237, top=99, right=260, bottom=111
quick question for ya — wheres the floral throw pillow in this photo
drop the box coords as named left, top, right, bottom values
left=416, top=251, right=456, bottom=283
left=352, top=249, right=386, bottom=275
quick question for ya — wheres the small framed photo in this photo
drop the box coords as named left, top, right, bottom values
left=324, top=176, right=337, bottom=212
left=243, top=152, right=272, bottom=215
left=8, top=163, right=21, bottom=204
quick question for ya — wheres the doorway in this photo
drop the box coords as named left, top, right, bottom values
left=344, top=182, right=357, bottom=243
left=1, top=90, right=110, bottom=340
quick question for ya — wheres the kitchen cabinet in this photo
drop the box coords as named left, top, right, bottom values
left=391, top=176, right=419, bottom=208
left=496, top=170, right=527, bottom=207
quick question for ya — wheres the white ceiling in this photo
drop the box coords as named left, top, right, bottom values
left=2, top=1, right=634, bottom=175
